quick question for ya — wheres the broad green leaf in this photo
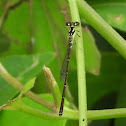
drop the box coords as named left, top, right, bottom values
left=32, top=0, right=67, bottom=53
left=87, top=0, right=126, bottom=31
left=83, top=27, right=101, bottom=75
left=0, top=0, right=20, bottom=26
left=87, top=52, right=126, bottom=108
left=31, top=71, right=48, bottom=94
left=0, top=52, right=55, bottom=105
left=89, top=119, right=110, bottom=126
left=0, top=94, right=67, bottom=126
left=0, top=0, right=20, bottom=6
left=0, top=2, right=6, bottom=25
left=67, top=27, right=101, bottom=77
left=0, top=0, right=68, bottom=100
left=0, top=32, right=10, bottom=53
left=31, top=0, right=69, bottom=93
left=115, top=77, right=126, bottom=126
left=2, top=0, right=67, bottom=56
left=0, top=78, right=36, bottom=110
left=66, top=120, right=78, bottom=126
left=0, top=1, right=21, bottom=54
left=68, top=52, right=126, bottom=108
left=3, top=1, right=30, bottom=55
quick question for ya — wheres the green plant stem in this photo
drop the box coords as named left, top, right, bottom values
left=67, top=0, right=87, bottom=125
left=8, top=104, right=126, bottom=120
left=22, top=107, right=126, bottom=120
left=0, top=63, right=56, bottom=111
left=43, top=66, right=61, bottom=107
left=77, top=0, right=126, bottom=59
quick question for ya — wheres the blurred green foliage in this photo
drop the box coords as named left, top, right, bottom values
left=0, top=0, right=126, bottom=126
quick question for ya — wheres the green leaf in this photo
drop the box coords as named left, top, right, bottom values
left=21, top=78, right=36, bottom=94
left=1, top=0, right=67, bottom=93
left=30, top=0, right=69, bottom=93
left=115, top=77, right=126, bottom=125
left=66, top=120, right=78, bottom=126
left=1, top=0, right=21, bottom=7
left=32, top=0, right=67, bottom=53
left=0, top=94, right=67, bottom=126
left=83, top=27, right=101, bottom=75
left=3, top=1, right=30, bottom=55
left=87, top=52, right=126, bottom=108
left=31, top=71, right=48, bottom=94
left=0, top=78, right=36, bottom=110
left=0, top=52, right=55, bottom=105
left=68, top=52, right=126, bottom=108
left=0, top=32, right=10, bottom=53
left=87, top=0, right=126, bottom=31
left=68, top=27, right=101, bottom=76
left=0, top=0, right=21, bottom=28
left=2, top=0, right=67, bottom=55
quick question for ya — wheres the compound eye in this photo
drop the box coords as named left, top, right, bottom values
left=74, top=22, right=80, bottom=26
left=66, top=22, right=71, bottom=26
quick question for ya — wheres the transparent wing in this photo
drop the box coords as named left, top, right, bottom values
left=60, top=49, right=69, bottom=82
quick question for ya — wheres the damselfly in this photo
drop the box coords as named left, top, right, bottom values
left=59, top=22, right=80, bottom=116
